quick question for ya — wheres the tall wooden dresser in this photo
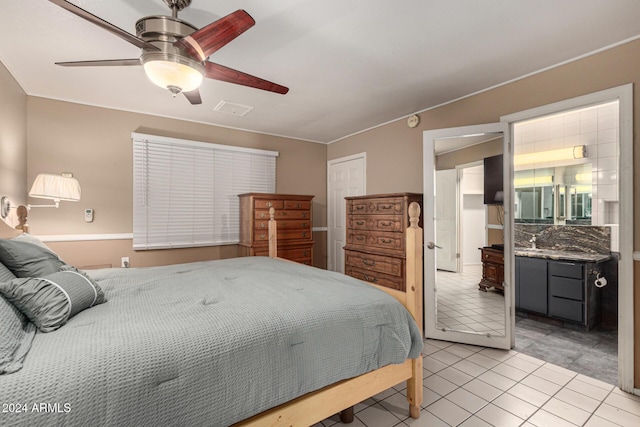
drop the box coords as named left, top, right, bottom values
left=344, top=193, right=423, bottom=291
left=239, top=193, right=314, bottom=265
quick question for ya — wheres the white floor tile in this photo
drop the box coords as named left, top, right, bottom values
left=583, top=415, right=622, bottom=427
left=458, top=415, right=493, bottom=427
left=554, top=387, right=601, bottom=413
left=437, top=366, right=474, bottom=387
left=451, top=359, right=488, bottom=377
left=426, top=398, right=472, bottom=426
left=542, top=397, right=591, bottom=425
left=403, top=410, right=450, bottom=427
left=463, top=378, right=503, bottom=402
left=595, top=403, right=640, bottom=426
left=603, top=392, right=640, bottom=417
left=507, top=383, right=552, bottom=408
left=490, top=362, right=529, bottom=382
left=492, top=392, right=538, bottom=419
left=565, top=378, right=612, bottom=401
left=520, top=373, right=564, bottom=396
left=477, top=370, right=517, bottom=392
left=475, top=403, right=524, bottom=427
left=446, top=388, right=489, bottom=414
left=355, top=403, right=403, bottom=427
left=527, top=409, right=577, bottom=427
left=425, top=374, right=458, bottom=397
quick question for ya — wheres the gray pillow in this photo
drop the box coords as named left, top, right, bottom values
left=0, top=265, right=37, bottom=374
left=0, top=261, right=15, bottom=282
left=11, top=233, right=58, bottom=255
left=0, top=267, right=106, bottom=332
left=0, top=239, right=65, bottom=277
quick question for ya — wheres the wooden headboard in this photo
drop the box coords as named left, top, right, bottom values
left=0, top=218, right=22, bottom=239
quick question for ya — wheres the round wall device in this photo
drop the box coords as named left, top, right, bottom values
left=407, top=114, right=420, bottom=128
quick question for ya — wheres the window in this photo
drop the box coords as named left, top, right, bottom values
left=132, top=133, right=277, bottom=250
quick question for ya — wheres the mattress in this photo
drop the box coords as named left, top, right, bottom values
left=0, top=256, right=422, bottom=426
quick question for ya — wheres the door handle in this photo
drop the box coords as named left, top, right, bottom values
left=427, top=242, right=442, bottom=250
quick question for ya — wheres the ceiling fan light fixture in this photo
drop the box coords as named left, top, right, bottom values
left=141, top=53, right=204, bottom=94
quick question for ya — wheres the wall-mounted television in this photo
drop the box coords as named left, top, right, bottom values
left=483, top=154, right=503, bottom=205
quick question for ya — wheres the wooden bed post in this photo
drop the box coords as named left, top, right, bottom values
left=268, top=206, right=277, bottom=258
left=405, top=201, right=423, bottom=418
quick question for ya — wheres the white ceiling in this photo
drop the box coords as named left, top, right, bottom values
left=2, top=0, right=640, bottom=144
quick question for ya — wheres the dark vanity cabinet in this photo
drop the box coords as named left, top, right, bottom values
left=516, top=256, right=603, bottom=329
left=515, top=257, right=548, bottom=315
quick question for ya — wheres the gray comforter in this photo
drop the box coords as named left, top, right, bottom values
left=0, top=257, right=422, bottom=427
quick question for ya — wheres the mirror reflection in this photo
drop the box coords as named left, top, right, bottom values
left=434, top=133, right=506, bottom=337
left=514, top=163, right=592, bottom=224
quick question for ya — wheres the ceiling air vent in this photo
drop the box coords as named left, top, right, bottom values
left=213, top=100, right=254, bottom=117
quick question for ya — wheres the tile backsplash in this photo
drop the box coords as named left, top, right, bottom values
left=514, top=223, right=611, bottom=255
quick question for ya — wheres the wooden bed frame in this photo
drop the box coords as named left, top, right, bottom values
left=0, top=202, right=424, bottom=425
left=234, top=203, right=424, bottom=426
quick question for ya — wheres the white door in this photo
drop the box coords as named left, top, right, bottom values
left=435, top=169, right=459, bottom=272
left=424, top=123, right=511, bottom=349
left=327, top=154, right=366, bottom=272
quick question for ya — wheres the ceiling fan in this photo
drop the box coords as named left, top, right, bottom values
left=49, top=0, right=289, bottom=105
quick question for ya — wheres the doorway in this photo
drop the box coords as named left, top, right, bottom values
left=327, top=153, right=366, bottom=272
left=424, top=123, right=511, bottom=350
left=505, top=95, right=628, bottom=388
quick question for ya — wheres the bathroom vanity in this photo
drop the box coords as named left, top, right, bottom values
left=515, top=248, right=610, bottom=329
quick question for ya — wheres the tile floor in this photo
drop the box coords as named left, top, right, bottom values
left=436, top=265, right=505, bottom=336
left=315, top=339, right=640, bottom=427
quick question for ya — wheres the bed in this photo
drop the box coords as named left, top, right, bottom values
left=0, top=204, right=424, bottom=426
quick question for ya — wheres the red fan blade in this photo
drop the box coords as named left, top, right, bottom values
left=48, top=0, right=159, bottom=51
left=183, top=89, right=202, bottom=105
left=56, top=59, right=141, bottom=67
left=205, top=62, right=288, bottom=94
left=174, top=10, right=255, bottom=61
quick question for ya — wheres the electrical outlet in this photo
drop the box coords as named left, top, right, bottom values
left=84, top=208, right=94, bottom=222
left=121, top=257, right=130, bottom=268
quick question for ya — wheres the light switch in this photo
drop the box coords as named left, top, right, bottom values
left=84, top=208, right=94, bottom=222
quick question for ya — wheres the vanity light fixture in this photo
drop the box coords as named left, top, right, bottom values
left=28, top=173, right=81, bottom=209
left=514, top=145, right=587, bottom=166
left=513, top=175, right=554, bottom=186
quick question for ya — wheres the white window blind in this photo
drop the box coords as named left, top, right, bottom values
left=132, top=133, right=278, bottom=250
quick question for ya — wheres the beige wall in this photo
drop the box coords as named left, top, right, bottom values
left=329, top=39, right=640, bottom=387
left=0, top=61, right=27, bottom=226
left=24, top=97, right=327, bottom=268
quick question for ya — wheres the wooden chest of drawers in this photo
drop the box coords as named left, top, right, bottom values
left=479, top=246, right=504, bottom=292
left=344, top=193, right=422, bottom=291
left=239, top=193, right=314, bottom=265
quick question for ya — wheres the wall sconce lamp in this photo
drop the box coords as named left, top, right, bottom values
left=515, top=145, right=588, bottom=167
left=28, top=173, right=81, bottom=208
left=0, top=173, right=81, bottom=220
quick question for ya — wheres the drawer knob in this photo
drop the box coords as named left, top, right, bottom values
left=260, top=213, right=266, bottom=218
left=355, top=205, right=364, bottom=210
left=363, top=259, right=376, bottom=266
left=266, top=202, right=273, bottom=207
left=381, top=204, right=393, bottom=210
left=302, top=213, right=307, bottom=218
left=302, top=251, right=308, bottom=256
left=302, top=222, right=308, bottom=227
left=356, top=236, right=365, bottom=241
left=381, top=221, right=392, bottom=226
left=296, top=203, right=302, bottom=208
left=259, top=233, right=266, bottom=239
left=301, top=232, right=308, bottom=237
left=356, top=221, right=365, bottom=225
left=381, top=238, right=392, bottom=243
left=260, top=223, right=266, bottom=229
left=364, top=275, right=377, bottom=283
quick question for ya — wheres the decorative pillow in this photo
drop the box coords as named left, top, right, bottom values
left=11, top=233, right=58, bottom=256
left=0, top=267, right=107, bottom=332
left=0, top=261, right=15, bottom=282
left=0, top=239, right=65, bottom=277
left=1, top=263, right=37, bottom=374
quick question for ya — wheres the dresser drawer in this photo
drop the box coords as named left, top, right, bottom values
left=254, top=219, right=311, bottom=231
left=345, top=250, right=404, bottom=277
left=346, top=266, right=405, bottom=291
left=253, top=246, right=312, bottom=265
left=348, top=215, right=402, bottom=232
left=255, top=210, right=310, bottom=220
left=284, top=200, right=311, bottom=210
left=254, top=199, right=284, bottom=209
left=349, top=197, right=404, bottom=215
left=254, top=229, right=311, bottom=242
left=347, top=231, right=404, bottom=252
left=481, top=248, right=504, bottom=264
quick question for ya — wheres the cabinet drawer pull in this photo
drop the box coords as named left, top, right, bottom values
left=302, top=213, right=308, bottom=218
left=380, top=204, right=393, bottom=210
left=296, top=203, right=302, bottom=208
left=364, top=275, right=377, bottom=283
left=355, top=221, right=365, bottom=225
left=381, top=221, right=392, bottom=226
left=260, top=212, right=267, bottom=218
left=302, top=222, right=308, bottom=227
left=355, top=236, right=365, bottom=241
left=260, top=223, right=266, bottom=229
left=301, top=232, right=308, bottom=237
left=363, top=259, right=376, bottom=266
left=266, top=202, right=273, bottom=207
left=302, top=251, right=308, bottom=256
left=355, top=205, right=364, bottom=210
left=381, top=238, right=392, bottom=243
left=259, top=233, right=266, bottom=239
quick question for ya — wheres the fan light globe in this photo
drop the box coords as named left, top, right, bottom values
left=142, top=57, right=204, bottom=94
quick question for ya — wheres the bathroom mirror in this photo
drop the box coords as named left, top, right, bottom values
left=514, top=163, right=592, bottom=225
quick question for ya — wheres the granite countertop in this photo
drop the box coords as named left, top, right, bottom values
left=514, top=247, right=611, bottom=263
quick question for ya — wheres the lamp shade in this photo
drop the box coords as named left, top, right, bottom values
left=141, top=53, right=205, bottom=94
left=29, top=173, right=81, bottom=202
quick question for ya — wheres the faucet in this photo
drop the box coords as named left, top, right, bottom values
left=529, top=235, right=537, bottom=249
